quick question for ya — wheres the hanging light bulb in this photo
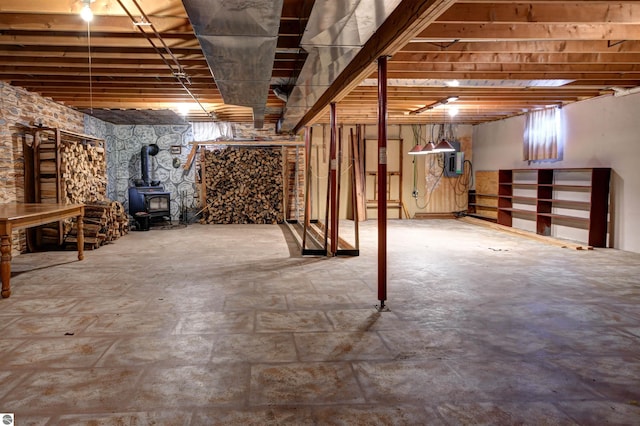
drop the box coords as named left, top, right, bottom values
left=81, top=1, right=94, bottom=22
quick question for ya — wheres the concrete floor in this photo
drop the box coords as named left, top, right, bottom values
left=0, top=219, right=638, bottom=425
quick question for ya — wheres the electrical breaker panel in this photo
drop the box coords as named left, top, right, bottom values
left=443, top=141, right=464, bottom=177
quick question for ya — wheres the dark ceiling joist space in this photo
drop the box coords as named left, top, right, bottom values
left=1, top=0, right=639, bottom=128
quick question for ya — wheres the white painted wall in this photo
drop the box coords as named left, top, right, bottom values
left=472, top=92, right=640, bottom=253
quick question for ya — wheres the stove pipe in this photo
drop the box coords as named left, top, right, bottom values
left=140, top=144, right=159, bottom=186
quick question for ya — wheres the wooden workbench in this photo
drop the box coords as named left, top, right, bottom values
left=0, top=203, right=84, bottom=298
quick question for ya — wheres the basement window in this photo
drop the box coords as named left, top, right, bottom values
left=523, top=106, right=562, bottom=163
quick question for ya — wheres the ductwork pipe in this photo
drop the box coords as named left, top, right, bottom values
left=140, top=144, right=159, bottom=186
left=612, top=86, right=640, bottom=97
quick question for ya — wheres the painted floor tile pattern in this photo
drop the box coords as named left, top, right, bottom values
left=0, top=220, right=639, bottom=425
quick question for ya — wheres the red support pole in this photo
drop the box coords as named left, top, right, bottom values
left=302, top=126, right=312, bottom=251
left=377, top=57, right=388, bottom=309
left=329, top=102, right=338, bottom=256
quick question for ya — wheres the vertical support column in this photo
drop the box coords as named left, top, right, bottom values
left=295, top=147, right=300, bottom=223
left=350, top=128, right=361, bottom=251
left=329, top=102, right=339, bottom=256
left=302, top=127, right=312, bottom=252
left=377, top=56, right=388, bottom=310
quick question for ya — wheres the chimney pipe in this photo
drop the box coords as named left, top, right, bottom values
left=141, top=144, right=159, bottom=186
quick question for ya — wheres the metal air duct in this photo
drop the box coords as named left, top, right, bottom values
left=182, top=0, right=284, bottom=128
left=279, top=0, right=402, bottom=132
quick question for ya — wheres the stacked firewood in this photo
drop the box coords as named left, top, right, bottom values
left=200, top=147, right=284, bottom=224
left=59, top=141, right=107, bottom=204
left=65, top=200, right=129, bottom=250
left=34, top=134, right=108, bottom=247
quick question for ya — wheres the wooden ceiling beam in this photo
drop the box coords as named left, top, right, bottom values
left=391, top=51, right=640, bottom=64
left=0, top=66, right=212, bottom=77
left=418, top=23, right=640, bottom=41
left=20, top=86, right=221, bottom=95
left=1, top=0, right=636, bottom=127
left=386, top=62, right=640, bottom=73
left=438, top=3, right=640, bottom=24
left=52, top=95, right=223, bottom=105
left=0, top=13, right=191, bottom=33
left=375, top=70, right=640, bottom=80
left=1, top=66, right=298, bottom=78
left=350, top=85, right=603, bottom=93
left=48, top=94, right=224, bottom=102
left=0, top=13, right=304, bottom=38
left=401, top=40, right=640, bottom=53
left=0, top=29, right=195, bottom=40
left=342, top=91, right=602, bottom=100
left=0, top=34, right=200, bottom=49
left=0, top=56, right=208, bottom=68
left=2, top=75, right=216, bottom=84
left=0, top=45, right=204, bottom=56
left=0, top=0, right=185, bottom=15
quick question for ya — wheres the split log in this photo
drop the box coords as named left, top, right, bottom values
left=58, top=140, right=107, bottom=205
left=27, top=127, right=115, bottom=251
left=200, top=147, right=285, bottom=224
left=64, top=199, right=129, bottom=250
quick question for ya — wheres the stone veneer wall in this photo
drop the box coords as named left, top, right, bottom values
left=1, top=81, right=302, bottom=233
left=82, top=121, right=302, bottom=223
left=84, top=117, right=196, bottom=221
left=0, top=82, right=85, bottom=253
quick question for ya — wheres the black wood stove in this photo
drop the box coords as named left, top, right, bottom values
left=128, top=144, right=171, bottom=227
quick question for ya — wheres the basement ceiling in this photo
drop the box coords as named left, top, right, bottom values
left=1, top=0, right=639, bottom=131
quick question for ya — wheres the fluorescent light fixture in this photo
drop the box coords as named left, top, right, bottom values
left=448, top=105, right=459, bottom=117
left=409, top=96, right=459, bottom=115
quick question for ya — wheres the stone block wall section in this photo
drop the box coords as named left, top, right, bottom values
left=2, top=82, right=306, bottom=252
left=0, top=82, right=85, bottom=253
left=84, top=117, right=196, bottom=221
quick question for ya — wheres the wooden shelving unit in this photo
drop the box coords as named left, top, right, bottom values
left=467, top=190, right=498, bottom=222
left=497, top=168, right=611, bottom=247
left=24, top=126, right=106, bottom=248
left=467, top=171, right=499, bottom=222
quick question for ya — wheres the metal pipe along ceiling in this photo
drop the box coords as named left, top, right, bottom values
left=181, top=0, right=284, bottom=129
